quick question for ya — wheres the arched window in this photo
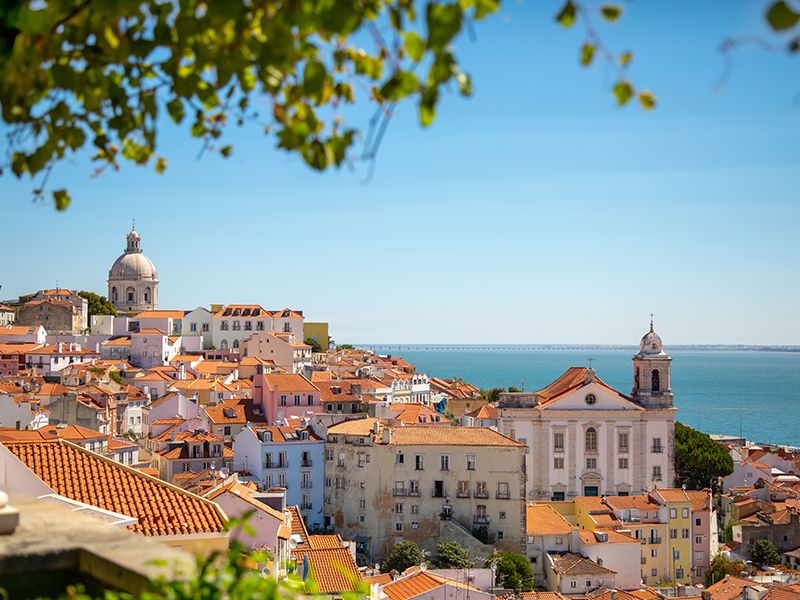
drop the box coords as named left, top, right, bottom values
left=651, top=369, right=660, bottom=392
left=126, top=287, right=135, bottom=303
left=233, top=339, right=240, bottom=349
left=634, top=368, right=640, bottom=389
left=144, top=287, right=151, bottom=303
left=111, top=287, right=117, bottom=303
left=585, top=427, right=598, bottom=452
left=220, top=339, right=228, bottom=349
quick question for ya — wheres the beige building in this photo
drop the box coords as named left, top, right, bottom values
left=241, top=330, right=311, bottom=373
left=323, top=418, right=526, bottom=563
left=16, top=289, right=88, bottom=335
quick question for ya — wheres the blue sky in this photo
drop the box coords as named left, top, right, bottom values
left=1, top=0, right=798, bottom=345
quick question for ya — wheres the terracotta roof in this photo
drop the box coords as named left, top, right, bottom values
left=132, top=310, right=185, bottom=320
left=107, top=436, right=138, bottom=451
left=389, top=425, right=523, bottom=447
left=520, top=593, right=569, bottom=600
left=328, top=418, right=381, bottom=436
left=0, top=342, right=42, bottom=354
left=389, top=403, right=442, bottom=424
left=578, top=529, right=638, bottom=544
left=704, top=577, right=758, bottom=600
left=536, top=367, right=630, bottom=405
left=551, top=553, right=616, bottom=576
left=604, top=494, right=659, bottom=512
left=205, top=478, right=286, bottom=521
left=526, top=503, right=574, bottom=536
left=309, top=534, right=346, bottom=550
left=26, top=344, right=98, bottom=356
left=4, top=439, right=227, bottom=536
left=685, top=490, right=711, bottom=511
left=260, top=373, right=319, bottom=393
left=652, top=488, right=691, bottom=503
left=364, top=573, right=393, bottom=585
left=247, top=425, right=321, bottom=443
left=290, top=546, right=361, bottom=594
left=764, top=587, right=800, bottom=600
left=204, top=398, right=264, bottom=425
left=101, top=336, right=132, bottom=347
left=383, top=571, right=481, bottom=600
left=466, top=403, right=498, bottom=419
left=0, top=424, right=107, bottom=443
left=0, top=325, right=41, bottom=336
left=287, top=505, right=310, bottom=545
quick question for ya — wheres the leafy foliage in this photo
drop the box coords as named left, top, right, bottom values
left=109, top=370, right=125, bottom=386
left=480, top=387, right=505, bottom=402
left=485, top=550, right=534, bottom=592
left=304, top=336, right=323, bottom=353
left=705, top=554, right=742, bottom=587
left=381, top=540, right=423, bottom=573
left=79, top=290, right=117, bottom=316
left=0, top=0, right=499, bottom=208
left=432, top=541, right=474, bottom=569
left=674, top=422, right=733, bottom=490
left=751, top=539, right=781, bottom=566
left=336, top=344, right=355, bottom=350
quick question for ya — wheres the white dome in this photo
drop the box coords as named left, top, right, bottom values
left=638, top=319, right=666, bottom=356
left=108, top=252, right=158, bottom=281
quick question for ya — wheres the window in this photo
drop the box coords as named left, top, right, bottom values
left=280, top=394, right=287, bottom=406
left=651, top=549, right=657, bottom=558
left=294, top=394, right=301, bottom=406
left=618, top=432, right=629, bottom=453
left=415, top=455, right=424, bottom=470
left=694, top=551, right=704, bottom=562
left=396, top=453, right=405, bottom=464
left=440, top=455, right=450, bottom=471
left=670, top=528, right=677, bottom=539
left=202, top=323, right=209, bottom=332
left=325, top=448, right=333, bottom=461
left=411, top=522, right=419, bottom=530
left=682, top=508, right=689, bottom=518
left=653, top=466, right=662, bottom=481
left=221, top=321, right=229, bottom=331
left=670, top=508, right=677, bottom=519
left=359, top=499, right=366, bottom=509
left=359, top=514, right=365, bottom=523
left=585, top=393, right=596, bottom=405
left=394, top=503, right=403, bottom=514
left=651, top=369, right=660, bottom=391
left=410, top=480, right=420, bottom=495
left=500, top=511, right=506, bottom=520
left=652, top=437, right=663, bottom=453
left=467, top=454, right=476, bottom=470
left=358, top=453, right=366, bottom=468
left=682, top=528, right=690, bottom=538
left=244, top=321, right=252, bottom=331
left=695, top=536, right=702, bottom=544
left=586, top=457, right=597, bottom=469
left=619, top=457, right=629, bottom=469
left=337, top=452, right=345, bottom=467
left=676, top=568, right=684, bottom=580
left=553, top=432, right=565, bottom=452
left=224, top=426, right=231, bottom=436
left=554, top=457, right=564, bottom=469
left=651, top=569, right=658, bottom=577
left=497, top=482, right=510, bottom=499
left=570, top=582, right=577, bottom=589
left=475, top=481, right=488, bottom=498
left=395, top=522, right=403, bottom=532
left=497, top=531, right=504, bottom=540
left=457, top=480, right=469, bottom=497
left=585, top=427, right=598, bottom=452
left=696, top=518, right=702, bottom=526
left=411, top=505, right=418, bottom=514
left=190, top=323, right=197, bottom=332
left=325, top=477, right=332, bottom=488
left=307, top=394, right=314, bottom=406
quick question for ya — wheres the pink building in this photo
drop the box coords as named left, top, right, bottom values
left=687, top=489, right=718, bottom=584
left=253, top=371, right=321, bottom=424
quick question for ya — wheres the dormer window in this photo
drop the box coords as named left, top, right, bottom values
left=262, top=431, right=272, bottom=442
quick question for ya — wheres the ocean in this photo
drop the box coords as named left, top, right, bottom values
left=365, top=347, right=800, bottom=447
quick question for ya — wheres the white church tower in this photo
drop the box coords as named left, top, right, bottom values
left=631, top=317, right=674, bottom=409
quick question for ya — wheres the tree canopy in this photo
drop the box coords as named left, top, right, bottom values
left=381, top=540, right=423, bottom=573
left=78, top=290, right=118, bottom=316
left=431, top=541, right=473, bottom=569
left=674, top=422, right=734, bottom=490
left=750, top=539, right=781, bottom=566
left=485, top=551, right=534, bottom=592
left=0, top=0, right=658, bottom=210
left=304, top=337, right=323, bottom=353
left=705, top=554, right=743, bottom=587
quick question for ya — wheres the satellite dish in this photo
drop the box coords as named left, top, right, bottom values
left=261, top=566, right=271, bottom=578
left=290, top=539, right=298, bottom=549
left=219, top=467, right=230, bottom=478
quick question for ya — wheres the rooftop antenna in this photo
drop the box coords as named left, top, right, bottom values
left=587, top=357, right=593, bottom=370
left=650, top=313, right=654, bottom=332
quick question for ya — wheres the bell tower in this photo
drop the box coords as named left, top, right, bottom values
left=631, top=316, right=673, bottom=408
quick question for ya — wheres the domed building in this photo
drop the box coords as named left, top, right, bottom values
left=108, top=224, right=159, bottom=314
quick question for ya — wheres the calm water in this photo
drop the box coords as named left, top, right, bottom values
left=368, top=347, right=800, bottom=446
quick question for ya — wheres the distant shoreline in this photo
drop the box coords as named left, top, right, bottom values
left=357, top=344, right=800, bottom=352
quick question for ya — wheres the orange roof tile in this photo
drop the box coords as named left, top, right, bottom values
left=0, top=424, right=107, bottom=443
left=4, top=439, right=227, bottom=536
left=290, top=547, right=361, bottom=594
left=260, top=373, right=319, bottom=393
left=578, top=529, right=638, bottom=544
left=526, top=503, right=574, bottom=536
left=132, top=310, right=185, bottom=320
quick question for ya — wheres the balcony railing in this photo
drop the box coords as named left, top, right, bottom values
left=302, top=459, right=313, bottom=467
left=456, top=491, right=470, bottom=498
left=301, top=503, right=313, bottom=510
left=301, top=482, right=312, bottom=489
left=432, top=488, right=446, bottom=498
left=393, top=489, right=406, bottom=497
left=496, top=492, right=510, bottom=500
left=649, top=537, right=662, bottom=544
left=651, top=446, right=663, bottom=454
left=336, top=461, right=345, bottom=467
left=407, top=490, right=421, bottom=497
left=641, top=557, right=647, bottom=565
left=474, top=491, right=489, bottom=499
left=473, top=515, right=490, bottom=525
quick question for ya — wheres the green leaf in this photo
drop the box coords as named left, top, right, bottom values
left=555, top=1, right=577, bottom=27
left=600, top=4, right=622, bottom=22
left=220, top=145, right=233, bottom=157
left=426, top=3, right=462, bottom=50
left=612, top=81, right=634, bottom=106
left=103, top=26, right=120, bottom=49
left=404, top=32, right=425, bottom=62
left=619, top=51, right=633, bottom=67
left=155, top=156, right=167, bottom=174
left=456, top=72, right=472, bottom=96
left=167, top=98, right=185, bottom=124
left=474, top=0, right=500, bottom=20
left=766, top=1, right=800, bottom=31
left=303, top=60, right=327, bottom=101
left=637, top=91, right=657, bottom=110
left=580, top=43, right=596, bottom=67
left=53, top=189, right=71, bottom=211
left=419, top=88, right=438, bottom=127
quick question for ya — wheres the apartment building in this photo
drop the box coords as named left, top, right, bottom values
left=323, top=418, right=526, bottom=562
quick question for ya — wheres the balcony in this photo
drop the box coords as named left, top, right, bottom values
left=641, top=557, right=647, bottom=565
left=302, top=459, right=313, bottom=467
left=393, top=489, right=406, bottom=497
left=456, top=491, right=470, bottom=498
left=301, top=482, right=312, bottom=489
left=473, top=515, right=490, bottom=525
left=407, top=490, right=421, bottom=497
left=474, top=491, right=489, bottom=499
left=336, top=461, right=345, bottom=468
left=651, top=446, right=663, bottom=454
left=301, top=503, right=313, bottom=510
left=649, top=537, right=662, bottom=544
left=496, top=492, right=510, bottom=500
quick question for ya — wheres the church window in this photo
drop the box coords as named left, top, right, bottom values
left=585, top=393, right=596, bottom=405
left=553, top=432, right=564, bottom=452
left=220, top=339, right=228, bottom=349
left=634, top=368, right=640, bottom=388
left=651, top=369, right=660, bottom=391
left=126, top=287, right=135, bottom=302
left=111, top=287, right=118, bottom=303
left=233, top=339, right=240, bottom=349
left=585, top=427, right=598, bottom=452
left=144, top=287, right=151, bottom=303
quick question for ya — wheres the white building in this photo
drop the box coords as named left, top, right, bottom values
left=241, top=330, right=312, bottom=374
left=183, top=307, right=213, bottom=349
left=108, top=224, right=159, bottom=315
left=497, top=322, right=676, bottom=500
left=129, top=328, right=180, bottom=369
left=211, top=305, right=304, bottom=352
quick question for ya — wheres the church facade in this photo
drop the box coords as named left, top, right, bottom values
left=108, top=224, right=159, bottom=315
left=497, top=322, right=676, bottom=500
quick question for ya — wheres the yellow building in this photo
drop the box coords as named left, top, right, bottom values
left=303, top=322, right=329, bottom=351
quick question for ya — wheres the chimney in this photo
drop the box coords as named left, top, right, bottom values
left=611, top=592, right=617, bottom=600
left=382, top=426, right=391, bottom=444
left=58, top=342, right=63, bottom=353
left=179, top=363, right=186, bottom=380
